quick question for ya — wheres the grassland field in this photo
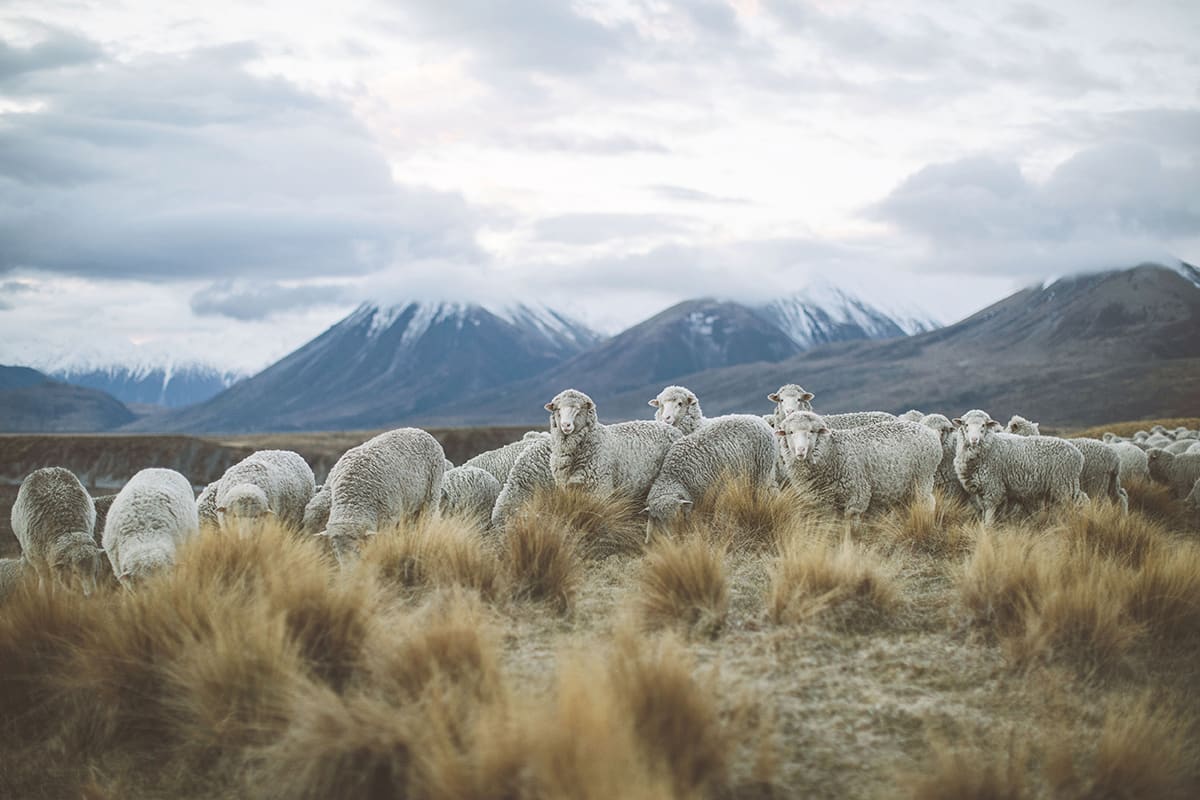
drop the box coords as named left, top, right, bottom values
left=0, top=419, right=1198, bottom=799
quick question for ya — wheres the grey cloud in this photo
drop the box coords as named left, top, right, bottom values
left=1002, top=3, right=1062, bottom=31
left=190, top=281, right=350, bottom=321
left=870, top=144, right=1200, bottom=275
left=649, top=185, right=750, bottom=206
left=534, top=213, right=695, bottom=245
left=0, top=37, right=488, bottom=281
left=0, top=28, right=102, bottom=83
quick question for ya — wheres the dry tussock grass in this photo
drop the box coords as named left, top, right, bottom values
left=691, top=476, right=817, bottom=553
left=874, top=492, right=975, bottom=559
left=356, top=514, right=504, bottom=603
left=767, top=532, right=902, bottom=629
left=502, top=503, right=581, bottom=613
left=634, top=536, right=729, bottom=636
left=1124, top=477, right=1190, bottom=529
left=516, top=486, right=645, bottom=559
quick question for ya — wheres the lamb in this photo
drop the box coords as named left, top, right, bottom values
left=103, top=468, right=200, bottom=585
left=463, top=432, right=550, bottom=485
left=1146, top=450, right=1200, bottom=499
left=645, top=415, right=777, bottom=536
left=302, top=483, right=330, bottom=535
left=11, top=467, right=107, bottom=593
left=899, top=409, right=925, bottom=423
left=775, top=411, right=940, bottom=520
left=765, top=383, right=894, bottom=430
left=317, top=428, right=446, bottom=566
left=953, top=410, right=1085, bottom=524
left=212, top=450, right=316, bottom=536
left=440, top=465, right=502, bottom=529
left=920, top=413, right=971, bottom=504
left=545, top=389, right=681, bottom=497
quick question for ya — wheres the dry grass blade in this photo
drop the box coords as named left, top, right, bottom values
left=635, top=536, right=728, bottom=637
left=502, top=505, right=581, bottom=613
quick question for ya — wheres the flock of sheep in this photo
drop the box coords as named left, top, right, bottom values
left=3, top=382, right=1199, bottom=597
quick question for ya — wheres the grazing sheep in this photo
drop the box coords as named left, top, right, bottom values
left=777, top=411, right=941, bottom=520
left=764, top=384, right=894, bottom=430
left=440, top=465, right=502, bottom=529
left=196, top=482, right=219, bottom=531
left=490, top=437, right=554, bottom=530
left=463, top=432, right=549, bottom=485
left=103, top=468, right=200, bottom=585
left=1146, top=450, right=1200, bottom=499
left=1005, top=415, right=1041, bottom=437
left=213, top=450, right=316, bottom=535
left=645, top=415, right=777, bottom=536
left=12, top=467, right=107, bottom=593
left=899, top=409, right=925, bottom=423
left=0, top=558, right=27, bottom=602
left=1108, top=441, right=1151, bottom=485
left=317, top=428, right=446, bottom=567
left=920, top=413, right=971, bottom=504
left=302, top=483, right=330, bottom=535
left=953, top=410, right=1085, bottom=524
left=545, top=389, right=681, bottom=497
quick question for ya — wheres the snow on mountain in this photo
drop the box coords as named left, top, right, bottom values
left=753, top=280, right=938, bottom=350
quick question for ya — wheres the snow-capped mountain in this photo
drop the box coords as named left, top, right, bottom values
left=754, top=282, right=937, bottom=349
left=48, top=364, right=244, bottom=408
left=135, top=301, right=602, bottom=432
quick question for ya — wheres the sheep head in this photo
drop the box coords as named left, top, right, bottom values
left=544, top=389, right=596, bottom=435
left=648, top=385, right=698, bottom=429
left=953, top=410, right=1000, bottom=447
left=767, top=384, right=815, bottom=417
left=776, top=410, right=830, bottom=464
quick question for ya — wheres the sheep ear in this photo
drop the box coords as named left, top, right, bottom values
left=817, top=426, right=831, bottom=435
left=216, top=506, right=226, bottom=513
left=679, top=500, right=693, bottom=507
left=649, top=399, right=660, bottom=407
left=951, top=418, right=963, bottom=427
left=801, top=392, right=814, bottom=401
left=544, top=403, right=555, bottom=412
left=119, top=571, right=132, bottom=581
left=987, top=420, right=1002, bottom=431
left=767, top=393, right=780, bottom=402
left=774, top=429, right=787, bottom=437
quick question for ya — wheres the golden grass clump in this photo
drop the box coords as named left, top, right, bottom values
left=1125, top=540, right=1200, bottom=640
left=874, top=492, right=975, bottom=558
left=1052, top=500, right=1169, bottom=567
left=634, top=536, right=729, bottom=637
left=355, top=515, right=504, bottom=603
left=1123, top=477, right=1189, bottom=529
left=503, top=502, right=583, bottom=613
left=901, top=733, right=1031, bottom=800
left=515, top=486, right=645, bottom=560
left=692, top=476, right=815, bottom=553
left=767, top=533, right=902, bottom=629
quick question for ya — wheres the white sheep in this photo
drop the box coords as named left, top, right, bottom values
left=302, top=483, right=330, bottom=535
left=545, top=388, right=681, bottom=497
left=644, top=415, right=777, bottom=536
left=777, top=411, right=941, bottom=520
left=1162, top=440, right=1196, bottom=455
left=649, top=385, right=720, bottom=435
left=463, top=433, right=550, bottom=485
left=317, top=428, right=446, bottom=566
left=920, top=413, right=971, bottom=505
left=213, top=450, right=315, bottom=536
left=11, top=467, right=107, bottom=593
left=490, top=438, right=554, bottom=530
left=765, top=383, right=894, bottom=430
left=1146, top=449, right=1200, bottom=499
left=1108, top=441, right=1151, bottom=485
left=440, top=465, right=502, bottom=529
left=1006, top=417, right=1127, bottom=511
left=954, top=410, right=1085, bottom=524
left=103, top=468, right=200, bottom=585
left=899, top=409, right=925, bottom=423
left=1004, top=415, right=1040, bottom=436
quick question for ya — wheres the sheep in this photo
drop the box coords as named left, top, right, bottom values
left=11, top=467, right=107, bottom=593
left=1150, top=424, right=1170, bottom=437
left=1178, top=430, right=1199, bottom=441
left=776, top=411, right=940, bottom=521
left=1188, top=442, right=1200, bottom=455
left=1132, top=431, right=1149, bottom=443
left=649, top=385, right=708, bottom=434
left=103, top=468, right=200, bottom=585
left=463, top=432, right=549, bottom=485
left=1162, top=440, right=1196, bottom=455
left=899, top=409, right=925, bottom=423
left=0, top=558, right=27, bottom=602
left=196, top=482, right=219, bottom=531
left=764, top=384, right=894, bottom=429
left=920, top=413, right=971, bottom=504
left=1005, top=415, right=1040, bottom=436
left=93, top=494, right=118, bottom=540
left=1140, top=435, right=1173, bottom=451
left=1108, top=441, right=1151, bottom=485
left=545, top=389, right=681, bottom=497
left=440, top=465, right=502, bottom=529
left=645, top=415, right=777, bottom=536
left=953, top=410, right=1085, bottom=524
left=212, top=450, right=315, bottom=536
left=302, top=483, right=330, bottom=535
left=317, top=428, right=446, bottom=566
left=1146, top=450, right=1200, bottom=499
left=490, top=437, right=554, bottom=529
left=1005, top=417, right=1127, bottom=511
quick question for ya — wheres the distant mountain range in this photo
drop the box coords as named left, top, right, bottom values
left=0, top=366, right=136, bottom=432
left=47, top=364, right=243, bottom=408
left=6, top=264, right=1197, bottom=433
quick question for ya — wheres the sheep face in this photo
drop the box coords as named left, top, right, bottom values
left=776, top=411, right=829, bottom=463
left=648, top=386, right=695, bottom=428
left=545, top=389, right=595, bottom=436
left=1146, top=449, right=1171, bottom=482
left=321, top=522, right=373, bottom=568
left=767, top=384, right=815, bottom=418
left=644, top=494, right=693, bottom=541
left=118, top=547, right=175, bottom=588
left=953, top=410, right=1000, bottom=448
left=217, top=484, right=272, bottom=537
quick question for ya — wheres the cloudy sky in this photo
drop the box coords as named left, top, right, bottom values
left=1, top=0, right=1198, bottom=373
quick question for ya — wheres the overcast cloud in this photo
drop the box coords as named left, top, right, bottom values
left=0, top=0, right=1198, bottom=373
